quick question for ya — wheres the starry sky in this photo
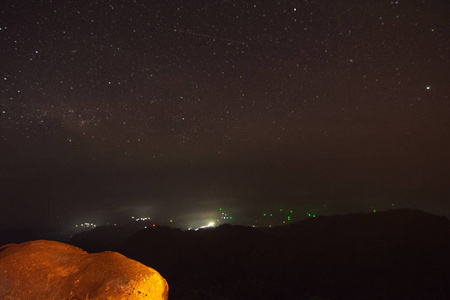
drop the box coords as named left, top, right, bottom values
left=1, top=0, right=449, bottom=229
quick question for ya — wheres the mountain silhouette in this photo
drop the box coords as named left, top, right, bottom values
left=64, top=209, right=450, bottom=299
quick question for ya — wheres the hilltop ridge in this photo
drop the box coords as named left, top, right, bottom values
left=63, top=209, right=450, bottom=300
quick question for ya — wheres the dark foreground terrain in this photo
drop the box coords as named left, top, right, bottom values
left=3, top=209, right=450, bottom=299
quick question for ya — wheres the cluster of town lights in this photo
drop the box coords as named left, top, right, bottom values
left=131, top=216, right=151, bottom=221
left=75, top=223, right=96, bottom=228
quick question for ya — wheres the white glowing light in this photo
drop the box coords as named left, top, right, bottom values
left=196, top=222, right=216, bottom=231
left=134, top=216, right=151, bottom=222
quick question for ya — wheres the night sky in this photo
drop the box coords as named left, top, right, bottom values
left=1, top=0, right=449, bottom=230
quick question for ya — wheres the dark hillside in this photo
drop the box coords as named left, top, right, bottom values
left=67, top=209, right=450, bottom=300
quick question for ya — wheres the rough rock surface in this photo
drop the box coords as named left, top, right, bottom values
left=0, top=240, right=168, bottom=300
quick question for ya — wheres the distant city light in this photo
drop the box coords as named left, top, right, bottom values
left=71, top=206, right=331, bottom=231
left=134, top=217, right=151, bottom=222
left=195, top=222, right=216, bottom=231
left=75, top=222, right=97, bottom=229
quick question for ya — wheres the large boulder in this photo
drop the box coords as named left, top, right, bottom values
left=0, top=240, right=168, bottom=299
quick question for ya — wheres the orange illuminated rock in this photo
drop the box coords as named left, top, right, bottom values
left=0, top=240, right=168, bottom=299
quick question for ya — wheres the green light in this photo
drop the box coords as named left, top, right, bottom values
left=263, top=213, right=266, bottom=217
left=287, top=216, right=291, bottom=221
left=290, top=210, right=293, bottom=213
left=308, top=213, right=311, bottom=217
left=270, top=214, right=273, bottom=217
left=280, top=209, right=283, bottom=212
left=219, top=208, right=222, bottom=210
left=224, top=214, right=227, bottom=216
left=230, top=217, right=232, bottom=219
left=313, top=215, right=316, bottom=217
left=373, top=210, right=376, bottom=213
